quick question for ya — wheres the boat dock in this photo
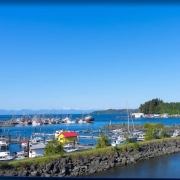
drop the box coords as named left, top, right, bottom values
left=0, top=131, right=114, bottom=144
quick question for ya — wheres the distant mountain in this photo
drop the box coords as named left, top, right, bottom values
left=0, top=109, right=98, bottom=115
left=91, top=109, right=139, bottom=114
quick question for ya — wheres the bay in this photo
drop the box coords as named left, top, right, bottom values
left=1, top=114, right=180, bottom=157
left=85, top=153, right=180, bottom=178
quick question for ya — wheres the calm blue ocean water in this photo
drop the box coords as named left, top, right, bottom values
left=85, top=152, right=180, bottom=178
left=1, top=114, right=180, bottom=154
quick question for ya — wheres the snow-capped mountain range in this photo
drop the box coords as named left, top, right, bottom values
left=0, top=108, right=99, bottom=115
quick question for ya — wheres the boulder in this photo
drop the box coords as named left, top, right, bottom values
left=46, top=162, right=54, bottom=171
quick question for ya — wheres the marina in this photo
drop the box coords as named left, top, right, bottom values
left=0, top=114, right=95, bottom=127
left=0, top=113, right=180, bottom=161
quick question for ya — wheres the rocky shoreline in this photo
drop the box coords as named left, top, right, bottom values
left=1, top=137, right=180, bottom=177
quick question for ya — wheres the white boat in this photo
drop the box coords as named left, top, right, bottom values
left=64, top=145, right=78, bottom=153
left=63, top=143, right=73, bottom=148
left=29, top=149, right=44, bottom=158
left=0, top=155, right=15, bottom=161
left=78, top=119, right=87, bottom=123
left=171, top=129, right=180, bottom=137
left=111, top=135, right=126, bottom=146
left=30, top=136, right=44, bottom=144
left=62, top=117, right=75, bottom=124
left=32, top=120, right=41, bottom=126
left=29, top=136, right=46, bottom=149
left=21, top=140, right=28, bottom=147
left=0, top=141, right=14, bottom=161
left=161, top=113, right=169, bottom=118
left=31, top=115, right=41, bottom=126
left=84, top=115, right=94, bottom=123
left=137, top=133, right=145, bottom=141
left=112, top=129, right=123, bottom=133
left=29, top=143, right=46, bottom=149
left=133, top=130, right=144, bottom=137
left=0, top=140, right=8, bottom=146
left=154, top=114, right=161, bottom=118
left=54, top=129, right=63, bottom=139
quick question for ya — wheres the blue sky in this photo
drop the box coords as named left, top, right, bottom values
left=0, top=5, right=180, bottom=110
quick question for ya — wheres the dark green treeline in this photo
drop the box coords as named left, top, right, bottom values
left=139, top=98, right=180, bottom=115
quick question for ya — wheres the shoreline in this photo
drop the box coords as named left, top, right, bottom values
left=1, top=137, right=180, bottom=177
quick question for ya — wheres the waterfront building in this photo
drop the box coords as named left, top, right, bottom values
left=58, top=132, right=78, bottom=144
left=131, top=113, right=145, bottom=118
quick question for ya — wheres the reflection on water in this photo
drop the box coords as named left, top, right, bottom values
left=85, top=153, right=180, bottom=178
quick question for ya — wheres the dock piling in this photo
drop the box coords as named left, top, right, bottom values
left=34, top=127, right=36, bottom=134
left=24, top=130, right=26, bottom=139
left=8, top=130, right=11, bottom=143
left=16, top=130, right=18, bottom=138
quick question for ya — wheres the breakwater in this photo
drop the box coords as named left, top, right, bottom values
left=1, top=137, right=180, bottom=177
left=102, top=123, right=180, bottom=132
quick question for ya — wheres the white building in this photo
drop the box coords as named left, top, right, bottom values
left=131, top=113, right=145, bottom=118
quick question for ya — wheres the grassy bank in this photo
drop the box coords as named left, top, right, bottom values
left=2, top=136, right=179, bottom=168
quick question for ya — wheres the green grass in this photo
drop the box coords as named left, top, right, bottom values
left=7, top=136, right=180, bottom=167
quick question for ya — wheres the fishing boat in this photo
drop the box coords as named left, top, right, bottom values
left=27, top=120, right=32, bottom=125
left=62, top=117, right=75, bottom=124
left=84, top=115, right=94, bottom=123
left=0, top=140, right=14, bottom=161
left=78, top=118, right=87, bottom=123
left=32, top=115, right=41, bottom=126
left=32, top=120, right=41, bottom=126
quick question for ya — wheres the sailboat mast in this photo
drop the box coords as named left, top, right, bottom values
left=129, top=108, right=135, bottom=132
left=127, top=101, right=130, bottom=135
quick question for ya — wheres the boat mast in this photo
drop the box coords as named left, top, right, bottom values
left=126, top=101, right=130, bottom=135
left=129, top=108, right=136, bottom=132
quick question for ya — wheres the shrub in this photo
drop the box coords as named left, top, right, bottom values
left=145, top=127, right=159, bottom=140
left=144, top=122, right=167, bottom=140
left=96, top=133, right=110, bottom=149
left=159, top=127, right=171, bottom=138
left=44, top=139, right=65, bottom=156
left=156, top=122, right=164, bottom=128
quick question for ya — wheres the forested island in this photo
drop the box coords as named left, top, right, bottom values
left=91, top=109, right=138, bottom=114
left=139, top=98, right=180, bottom=115
left=91, top=98, right=180, bottom=115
